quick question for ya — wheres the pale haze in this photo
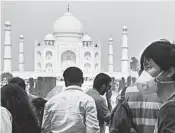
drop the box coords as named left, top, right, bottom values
left=1, top=1, right=175, bottom=72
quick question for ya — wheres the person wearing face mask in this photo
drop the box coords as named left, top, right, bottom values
left=124, top=40, right=169, bottom=133
left=134, top=39, right=175, bottom=133
left=138, top=40, right=175, bottom=133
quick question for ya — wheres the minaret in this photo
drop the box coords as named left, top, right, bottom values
left=3, top=21, right=12, bottom=72
left=121, top=25, right=129, bottom=73
left=67, top=3, right=70, bottom=12
left=108, top=37, right=114, bottom=73
left=19, top=34, right=24, bottom=72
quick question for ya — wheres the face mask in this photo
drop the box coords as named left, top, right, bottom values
left=137, top=70, right=175, bottom=95
left=136, top=70, right=154, bottom=83
left=136, top=70, right=158, bottom=95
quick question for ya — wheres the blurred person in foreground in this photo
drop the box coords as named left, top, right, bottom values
left=124, top=40, right=168, bottom=133
left=135, top=40, right=175, bottom=133
left=42, top=67, right=100, bottom=133
left=1, top=83, right=41, bottom=133
left=9, top=77, right=40, bottom=125
left=86, top=73, right=112, bottom=133
left=9, top=77, right=38, bottom=102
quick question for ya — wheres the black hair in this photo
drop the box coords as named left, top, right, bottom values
left=32, top=98, right=47, bottom=126
left=32, top=98, right=47, bottom=110
left=93, top=73, right=111, bottom=90
left=1, top=83, right=40, bottom=133
left=140, top=39, right=175, bottom=80
left=9, top=77, right=26, bottom=90
left=63, top=67, right=83, bottom=84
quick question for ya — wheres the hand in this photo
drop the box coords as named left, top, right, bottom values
left=106, top=89, right=112, bottom=100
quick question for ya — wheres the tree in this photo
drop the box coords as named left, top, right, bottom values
left=1, top=72, right=13, bottom=82
left=130, top=57, right=139, bottom=71
left=1, top=72, right=13, bottom=86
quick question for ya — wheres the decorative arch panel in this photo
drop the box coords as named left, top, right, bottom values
left=84, top=52, right=91, bottom=61
left=61, top=50, right=76, bottom=71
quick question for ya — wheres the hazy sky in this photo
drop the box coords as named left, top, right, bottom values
left=1, top=1, right=175, bottom=72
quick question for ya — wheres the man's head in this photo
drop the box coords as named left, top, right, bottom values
left=63, top=67, right=84, bottom=87
left=9, top=77, right=26, bottom=90
left=93, top=73, right=111, bottom=95
left=140, top=39, right=175, bottom=81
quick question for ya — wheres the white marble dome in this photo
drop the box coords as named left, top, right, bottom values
left=44, top=33, right=55, bottom=41
left=19, top=34, right=24, bottom=39
left=53, top=12, right=84, bottom=34
left=82, top=34, right=92, bottom=41
left=123, top=25, right=128, bottom=30
left=5, top=21, right=11, bottom=25
left=108, top=37, right=113, bottom=41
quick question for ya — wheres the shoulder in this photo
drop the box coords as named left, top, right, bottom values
left=125, top=84, right=161, bottom=103
left=83, top=93, right=97, bottom=103
left=86, top=89, right=96, bottom=96
left=46, top=91, right=63, bottom=104
left=158, top=101, right=175, bottom=125
left=1, top=106, right=11, bottom=117
left=125, top=84, right=143, bottom=101
left=160, top=101, right=175, bottom=114
left=125, top=85, right=162, bottom=110
left=0, top=106, right=12, bottom=122
left=158, top=101, right=175, bottom=131
left=0, top=107, right=12, bottom=133
left=87, top=89, right=103, bottom=101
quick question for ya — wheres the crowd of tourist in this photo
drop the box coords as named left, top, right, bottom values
left=1, top=39, right=175, bottom=133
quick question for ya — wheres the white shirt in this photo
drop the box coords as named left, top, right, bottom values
left=42, top=85, right=100, bottom=133
left=0, top=106, right=12, bottom=133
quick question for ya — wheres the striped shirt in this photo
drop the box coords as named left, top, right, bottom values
left=125, top=84, right=162, bottom=133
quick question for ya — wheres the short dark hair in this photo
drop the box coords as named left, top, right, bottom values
left=93, top=73, right=111, bottom=89
left=63, top=67, right=83, bottom=84
left=9, top=77, right=26, bottom=90
left=141, top=39, right=175, bottom=80
left=32, top=98, right=47, bottom=126
left=32, top=98, right=47, bottom=110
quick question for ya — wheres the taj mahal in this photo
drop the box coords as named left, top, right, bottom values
left=35, top=9, right=101, bottom=73
left=2, top=6, right=138, bottom=91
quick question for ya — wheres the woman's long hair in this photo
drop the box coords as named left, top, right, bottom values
left=1, top=83, right=41, bottom=133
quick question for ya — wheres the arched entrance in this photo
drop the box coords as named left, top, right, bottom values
left=61, top=50, right=76, bottom=71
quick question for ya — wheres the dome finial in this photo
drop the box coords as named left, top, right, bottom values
left=67, top=2, right=70, bottom=12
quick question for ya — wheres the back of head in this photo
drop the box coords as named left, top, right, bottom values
left=32, top=98, right=47, bottom=126
left=93, top=73, right=111, bottom=90
left=1, top=83, right=40, bottom=133
left=63, top=67, right=84, bottom=86
left=9, top=77, right=26, bottom=90
left=140, top=39, right=175, bottom=79
left=1, top=83, right=28, bottom=110
left=32, top=98, right=47, bottom=109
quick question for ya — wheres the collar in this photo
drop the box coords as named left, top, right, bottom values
left=64, top=85, right=84, bottom=92
left=92, top=88, right=100, bottom=95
